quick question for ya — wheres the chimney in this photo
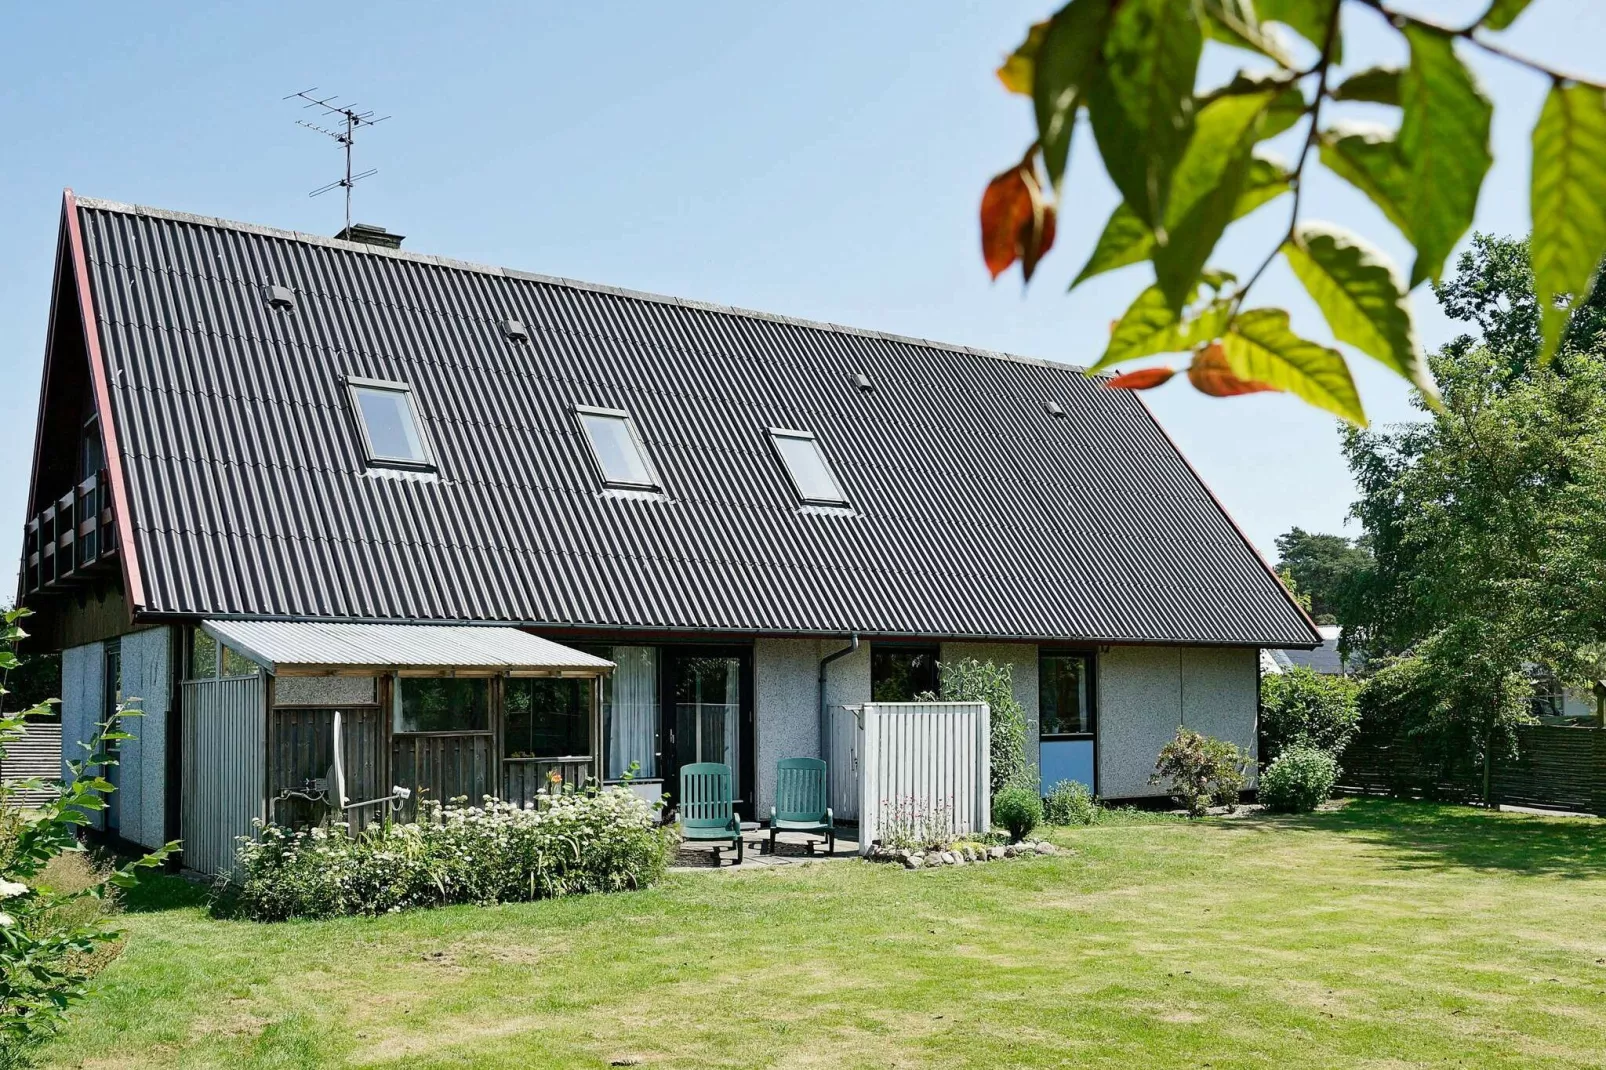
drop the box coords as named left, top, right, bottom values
left=334, top=222, right=404, bottom=249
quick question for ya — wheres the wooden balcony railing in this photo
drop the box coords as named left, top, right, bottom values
left=22, top=470, right=115, bottom=595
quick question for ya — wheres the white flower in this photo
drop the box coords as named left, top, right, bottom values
left=0, top=912, right=14, bottom=927
left=0, top=880, right=27, bottom=900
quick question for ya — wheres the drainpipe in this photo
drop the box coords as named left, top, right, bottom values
left=819, top=634, right=861, bottom=765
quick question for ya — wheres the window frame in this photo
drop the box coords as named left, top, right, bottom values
left=574, top=405, right=662, bottom=491
left=870, top=642, right=942, bottom=703
left=391, top=673, right=494, bottom=736
left=1038, top=648, right=1097, bottom=740
left=345, top=375, right=436, bottom=471
left=768, top=427, right=849, bottom=507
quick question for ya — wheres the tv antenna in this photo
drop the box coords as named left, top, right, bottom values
left=285, top=88, right=391, bottom=233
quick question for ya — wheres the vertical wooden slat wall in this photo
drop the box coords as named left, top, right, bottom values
left=855, top=701, right=991, bottom=855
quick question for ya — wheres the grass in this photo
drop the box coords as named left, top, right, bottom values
left=34, top=798, right=1606, bottom=1069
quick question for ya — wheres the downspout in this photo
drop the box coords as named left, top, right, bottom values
left=818, top=634, right=861, bottom=765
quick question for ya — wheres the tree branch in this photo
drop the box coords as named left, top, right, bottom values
left=1357, top=0, right=1606, bottom=91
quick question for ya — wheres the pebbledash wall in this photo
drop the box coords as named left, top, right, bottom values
left=60, top=626, right=173, bottom=851
left=750, top=639, right=1258, bottom=813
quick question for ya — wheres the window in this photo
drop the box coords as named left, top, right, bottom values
left=190, top=628, right=218, bottom=680
left=598, top=645, right=659, bottom=780
left=221, top=645, right=259, bottom=677
left=576, top=406, right=659, bottom=489
left=394, top=677, right=490, bottom=733
left=769, top=429, right=848, bottom=506
left=505, top=678, right=593, bottom=758
left=871, top=644, right=940, bottom=702
left=348, top=377, right=432, bottom=468
left=1040, top=651, right=1095, bottom=737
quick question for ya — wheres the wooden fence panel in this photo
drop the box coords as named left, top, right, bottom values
left=392, top=733, right=493, bottom=817
left=268, top=707, right=386, bottom=830
left=856, top=702, right=990, bottom=855
left=1338, top=723, right=1606, bottom=814
left=502, top=757, right=593, bottom=807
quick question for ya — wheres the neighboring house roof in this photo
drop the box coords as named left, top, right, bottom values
left=1272, top=625, right=1354, bottom=674
left=53, top=194, right=1318, bottom=646
left=200, top=620, right=612, bottom=675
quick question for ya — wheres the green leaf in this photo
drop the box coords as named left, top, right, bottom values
left=1530, top=83, right=1606, bottom=361
left=1397, top=26, right=1493, bottom=287
left=1153, top=90, right=1278, bottom=309
left=1332, top=66, right=1400, bottom=105
left=1085, top=0, right=1202, bottom=229
left=1072, top=154, right=1289, bottom=290
left=1091, top=286, right=1229, bottom=371
left=1318, top=123, right=1413, bottom=240
left=1199, top=0, right=1294, bottom=66
left=1480, top=0, right=1533, bottom=30
left=0, top=652, right=17, bottom=671
left=1283, top=223, right=1436, bottom=402
left=1032, top=0, right=1112, bottom=191
left=1256, top=0, right=1340, bottom=65
left=1221, top=308, right=1366, bottom=424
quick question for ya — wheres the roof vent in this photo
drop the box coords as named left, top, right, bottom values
left=334, top=223, right=405, bottom=249
left=265, top=284, right=295, bottom=311
left=852, top=371, right=873, bottom=392
left=502, top=318, right=530, bottom=343
left=1044, top=400, right=1066, bottom=418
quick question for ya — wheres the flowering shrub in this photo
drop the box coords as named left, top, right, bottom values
left=1151, top=727, right=1250, bottom=817
left=235, top=789, right=676, bottom=921
left=877, top=795, right=957, bottom=851
left=1042, top=780, right=1099, bottom=826
left=1258, top=746, right=1340, bottom=814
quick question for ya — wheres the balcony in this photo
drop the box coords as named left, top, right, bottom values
left=22, top=470, right=116, bottom=595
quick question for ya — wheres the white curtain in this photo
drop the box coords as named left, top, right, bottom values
left=607, top=646, right=658, bottom=780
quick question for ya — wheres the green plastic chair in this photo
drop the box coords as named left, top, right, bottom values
left=679, top=762, right=743, bottom=865
left=769, top=757, right=835, bottom=855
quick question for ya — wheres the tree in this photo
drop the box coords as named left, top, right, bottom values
left=1274, top=527, right=1370, bottom=623
left=1338, top=238, right=1606, bottom=798
left=983, top=1, right=1606, bottom=424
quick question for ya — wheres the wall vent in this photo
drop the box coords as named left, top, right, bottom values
left=1044, top=400, right=1066, bottom=418
left=852, top=371, right=873, bottom=392
left=502, top=318, right=530, bottom=343
left=265, top=284, right=295, bottom=311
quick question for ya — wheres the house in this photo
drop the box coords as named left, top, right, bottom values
left=1263, top=624, right=1360, bottom=676
left=18, top=192, right=1319, bottom=872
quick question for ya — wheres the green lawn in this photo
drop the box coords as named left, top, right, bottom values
left=38, top=799, right=1606, bottom=1069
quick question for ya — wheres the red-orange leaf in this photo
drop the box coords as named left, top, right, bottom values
left=1104, top=366, right=1177, bottom=390
left=980, top=150, right=1056, bottom=281
left=1186, top=342, right=1280, bottom=397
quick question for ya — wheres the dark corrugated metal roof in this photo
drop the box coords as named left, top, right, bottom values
left=73, top=196, right=1318, bottom=647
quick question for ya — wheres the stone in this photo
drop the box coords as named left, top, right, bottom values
left=1003, top=844, right=1018, bottom=858
left=1035, top=842, right=1055, bottom=855
left=988, top=845, right=1006, bottom=860
left=903, top=855, right=922, bottom=870
left=940, top=851, right=957, bottom=866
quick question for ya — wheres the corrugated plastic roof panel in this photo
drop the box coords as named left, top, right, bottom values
left=201, top=620, right=613, bottom=675
left=76, top=197, right=1318, bottom=647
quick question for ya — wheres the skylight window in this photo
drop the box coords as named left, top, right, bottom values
left=347, top=377, right=432, bottom=469
left=577, top=406, right=660, bottom=490
left=770, top=428, right=848, bottom=506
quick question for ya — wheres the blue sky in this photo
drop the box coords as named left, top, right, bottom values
left=1, top=1, right=1601, bottom=580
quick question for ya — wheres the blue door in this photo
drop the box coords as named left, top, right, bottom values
left=1039, top=650, right=1095, bottom=794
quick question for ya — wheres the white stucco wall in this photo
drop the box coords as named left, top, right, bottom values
left=754, top=639, right=824, bottom=815
left=59, top=629, right=171, bottom=849
left=60, top=642, right=104, bottom=828
left=1096, top=645, right=1259, bottom=799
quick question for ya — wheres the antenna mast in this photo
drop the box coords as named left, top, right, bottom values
left=285, top=88, right=391, bottom=233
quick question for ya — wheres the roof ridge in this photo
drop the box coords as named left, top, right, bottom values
left=72, top=195, right=1098, bottom=377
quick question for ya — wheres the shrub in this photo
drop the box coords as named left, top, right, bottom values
left=1150, top=727, right=1249, bottom=816
left=1042, top=780, right=1098, bottom=826
left=1260, top=666, right=1360, bottom=762
left=235, top=789, right=676, bottom=921
left=878, top=795, right=956, bottom=851
left=0, top=607, right=175, bottom=1065
left=1258, top=746, right=1340, bottom=813
left=991, top=785, right=1042, bottom=842
left=926, top=659, right=1031, bottom=796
